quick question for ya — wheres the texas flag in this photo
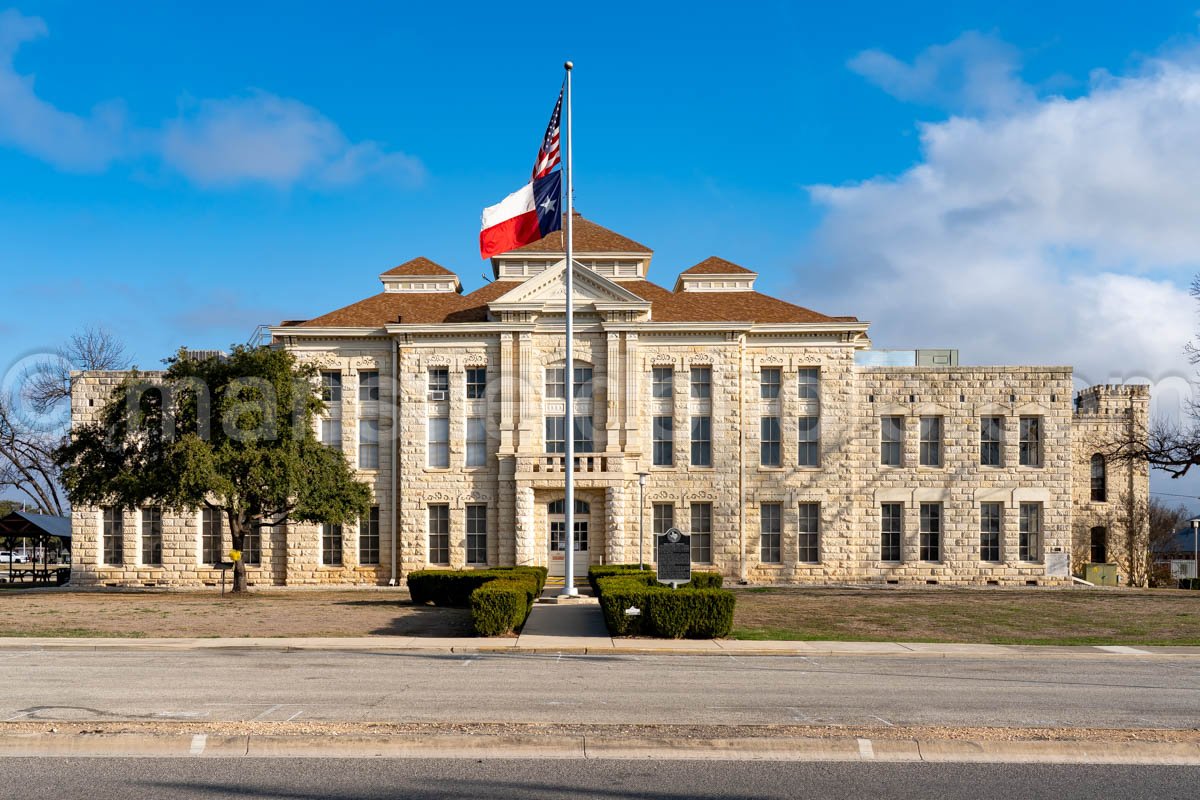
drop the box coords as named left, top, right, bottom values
left=479, top=170, right=563, bottom=259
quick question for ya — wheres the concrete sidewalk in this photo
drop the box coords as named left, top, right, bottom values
left=0, top=634, right=1196, bottom=658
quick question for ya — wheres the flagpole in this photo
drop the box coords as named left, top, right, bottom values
left=561, top=60, right=578, bottom=598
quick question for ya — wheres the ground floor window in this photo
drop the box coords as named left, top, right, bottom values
left=760, top=503, right=781, bottom=563
left=797, top=503, right=819, bottom=563
left=690, top=503, right=712, bottom=563
left=652, top=503, right=674, bottom=559
left=359, top=507, right=380, bottom=566
left=1019, top=503, right=1042, bottom=562
left=919, top=503, right=941, bottom=562
left=880, top=503, right=902, bottom=562
left=466, top=504, right=487, bottom=565
left=242, top=525, right=262, bottom=566
left=102, top=507, right=123, bottom=566
left=428, top=504, right=450, bottom=565
left=201, top=508, right=222, bottom=565
left=321, top=523, right=343, bottom=566
left=979, top=502, right=1001, bottom=562
left=1090, top=525, right=1107, bottom=564
left=141, top=507, right=162, bottom=566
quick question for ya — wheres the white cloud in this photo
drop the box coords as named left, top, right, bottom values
left=0, top=10, right=423, bottom=189
left=0, top=9, right=125, bottom=170
left=806, top=43, right=1200, bottom=398
left=848, top=31, right=1032, bottom=115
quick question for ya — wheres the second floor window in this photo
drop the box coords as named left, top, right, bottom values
left=652, top=367, right=673, bottom=399
left=690, top=366, right=711, bottom=400
left=466, top=417, right=487, bottom=467
left=797, top=368, right=819, bottom=400
left=760, top=368, right=781, bottom=399
left=798, top=416, right=820, bottom=467
left=760, top=417, right=781, bottom=467
left=546, top=416, right=566, bottom=453
left=321, top=371, right=342, bottom=403
left=1019, top=416, right=1042, bottom=467
left=427, top=416, right=449, bottom=468
left=359, top=371, right=379, bottom=402
left=881, top=416, right=904, bottom=466
left=981, top=416, right=1003, bottom=466
left=465, top=367, right=487, bottom=399
left=574, top=416, right=595, bottom=452
left=320, top=418, right=342, bottom=449
left=359, top=419, right=380, bottom=469
left=427, top=368, right=449, bottom=396
left=1090, top=454, right=1107, bottom=502
left=919, top=416, right=942, bottom=467
left=652, top=416, right=673, bottom=467
left=691, top=416, right=712, bottom=467
left=573, top=366, right=593, bottom=399
left=545, top=368, right=565, bottom=399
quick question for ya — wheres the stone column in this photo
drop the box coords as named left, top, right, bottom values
left=499, top=332, right=514, bottom=453
left=605, top=331, right=622, bottom=452
left=606, top=484, right=625, bottom=565
left=514, top=486, right=536, bottom=566
left=517, top=331, right=533, bottom=451
left=623, top=332, right=640, bottom=454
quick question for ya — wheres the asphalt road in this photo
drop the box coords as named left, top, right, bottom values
left=2, top=648, right=1198, bottom=729
left=0, top=758, right=1196, bottom=800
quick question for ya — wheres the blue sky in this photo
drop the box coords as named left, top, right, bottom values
left=5, top=1, right=1200, bottom=505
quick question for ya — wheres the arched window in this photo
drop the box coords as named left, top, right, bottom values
left=548, top=499, right=590, bottom=515
left=1090, top=454, right=1107, bottom=502
left=1090, top=526, right=1108, bottom=564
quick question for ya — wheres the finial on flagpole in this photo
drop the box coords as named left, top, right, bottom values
left=564, top=61, right=573, bottom=70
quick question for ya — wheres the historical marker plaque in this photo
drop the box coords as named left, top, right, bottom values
left=656, top=527, right=692, bottom=587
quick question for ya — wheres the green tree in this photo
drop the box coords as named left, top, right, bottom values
left=55, top=345, right=372, bottom=592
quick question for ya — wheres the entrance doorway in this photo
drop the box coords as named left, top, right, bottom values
left=548, top=498, right=589, bottom=578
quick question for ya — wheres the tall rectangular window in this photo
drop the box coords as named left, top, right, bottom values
left=201, top=508, right=222, bottom=565
left=652, top=502, right=673, bottom=560
left=102, top=507, right=123, bottom=566
left=760, top=367, right=781, bottom=399
left=690, top=366, right=711, bottom=400
left=1090, top=526, right=1108, bottom=563
left=1019, top=503, right=1042, bottom=562
left=981, top=416, right=1003, bottom=466
left=427, top=416, right=449, bottom=468
left=359, top=507, right=380, bottom=566
left=466, top=504, right=487, bottom=565
left=465, top=367, right=487, bottom=399
left=427, top=368, right=449, bottom=395
left=573, top=366, right=593, bottom=399
left=359, top=371, right=380, bottom=402
left=320, top=418, right=342, bottom=449
left=760, top=416, right=781, bottom=467
left=690, top=503, right=712, bottom=563
left=980, top=502, right=1002, bottom=562
left=690, top=416, right=712, bottom=467
left=321, top=523, right=343, bottom=566
left=545, top=367, right=565, bottom=399
left=574, top=416, right=595, bottom=453
left=141, top=507, right=162, bottom=566
left=919, top=416, right=942, bottom=467
left=797, top=416, right=820, bottom=467
left=428, top=505, right=450, bottom=565
left=320, top=371, right=342, bottom=403
left=545, top=416, right=566, bottom=453
left=919, top=503, right=941, bottom=562
left=652, top=367, right=673, bottom=399
left=466, top=417, right=487, bottom=467
left=798, top=503, right=819, bottom=563
left=797, top=368, right=819, bottom=400
left=1019, top=416, right=1042, bottom=467
left=652, top=416, right=674, bottom=466
left=760, top=503, right=782, bottom=563
left=881, top=415, right=904, bottom=466
left=880, top=503, right=902, bottom=562
left=358, top=419, right=380, bottom=469
left=242, top=524, right=261, bottom=566
left=1091, top=455, right=1107, bottom=502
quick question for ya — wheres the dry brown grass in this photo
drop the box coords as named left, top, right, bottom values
left=732, top=586, right=1200, bottom=645
left=0, top=589, right=471, bottom=638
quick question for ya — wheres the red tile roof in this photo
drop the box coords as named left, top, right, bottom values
left=381, top=257, right=457, bottom=277
left=679, top=256, right=757, bottom=275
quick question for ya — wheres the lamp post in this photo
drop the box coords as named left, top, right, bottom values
left=638, top=472, right=648, bottom=573
left=1192, top=518, right=1199, bottom=582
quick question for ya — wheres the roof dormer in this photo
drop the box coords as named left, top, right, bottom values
left=674, top=256, right=757, bottom=292
left=380, top=257, right=462, bottom=294
left=491, top=212, right=654, bottom=282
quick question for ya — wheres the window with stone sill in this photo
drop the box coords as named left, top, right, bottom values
left=760, top=502, right=782, bottom=564
left=919, top=502, right=941, bottom=562
left=652, top=415, right=673, bottom=467
left=797, top=416, right=820, bottom=467
left=880, top=502, right=902, bottom=562
left=1019, top=416, right=1042, bottom=467
left=880, top=415, right=904, bottom=467
left=760, top=416, right=782, bottom=467
left=141, top=507, right=162, bottom=566
left=652, top=503, right=674, bottom=559
left=798, top=502, right=819, bottom=563
left=466, top=504, right=487, bottom=565
left=690, top=366, right=712, bottom=400
left=428, top=505, right=450, bottom=566
left=427, top=368, right=449, bottom=394
left=321, top=523, right=343, bottom=566
left=358, top=419, right=380, bottom=469
left=980, top=416, right=1003, bottom=466
left=359, top=371, right=380, bottom=402
left=979, top=502, right=1001, bottom=562
left=760, top=367, right=781, bottom=400
left=465, top=367, right=487, bottom=400
left=320, top=371, right=342, bottom=403
left=690, top=415, right=712, bottom=467
left=427, top=416, right=450, bottom=468
left=797, top=368, right=820, bottom=401
left=919, top=416, right=942, bottom=468
left=1019, top=503, right=1042, bottom=562
left=652, top=367, right=673, bottom=399
left=466, top=416, right=487, bottom=467
left=201, top=507, right=222, bottom=565
left=102, top=507, right=123, bottom=566
left=690, top=503, right=712, bottom=563
left=359, top=507, right=380, bottom=566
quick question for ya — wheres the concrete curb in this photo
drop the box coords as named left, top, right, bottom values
left=0, top=732, right=1197, bottom=764
left=0, top=636, right=1196, bottom=659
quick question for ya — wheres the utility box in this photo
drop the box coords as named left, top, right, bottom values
left=1084, top=563, right=1120, bottom=586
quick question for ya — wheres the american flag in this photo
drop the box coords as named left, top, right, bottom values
left=531, top=88, right=563, bottom=181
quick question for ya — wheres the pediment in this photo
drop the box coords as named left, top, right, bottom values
left=489, top=259, right=651, bottom=314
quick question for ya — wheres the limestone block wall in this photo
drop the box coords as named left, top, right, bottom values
left=1070, top=384, right=1151, bottom=584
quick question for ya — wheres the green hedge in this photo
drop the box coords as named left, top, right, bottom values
left=406, top=566, right=548, bottom=636
left=586, top=565, right=725, bottom=594
left=593, top=573, right=735, bottom=639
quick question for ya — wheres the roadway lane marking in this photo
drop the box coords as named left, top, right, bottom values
left=1096, top=646, right=1151, bottom=655
left=857, top=738, right=874, bottom=760
left=189, top=734, right=206, bottom=756
left=871, top=715, right=895, bottom=727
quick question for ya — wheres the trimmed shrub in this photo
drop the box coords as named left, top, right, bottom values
left=588, top=564, right=650, bottom=594
left=686, top=571, right=724, bottom=590
left=594, top=573, right=735, bottom=639
left=470, top=579, right=535, bottom=636
left=407, top=567, right=547, bottom=635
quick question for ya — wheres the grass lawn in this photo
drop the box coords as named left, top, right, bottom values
left=731, top=586, right=1200, bottom=646
left=0, top=590, right=471, bottom=638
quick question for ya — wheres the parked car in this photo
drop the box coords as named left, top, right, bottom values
left=0, top=551, right=30, bottom=563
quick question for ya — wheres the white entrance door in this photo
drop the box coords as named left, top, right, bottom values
left=548, top=498, right=589, bottom=578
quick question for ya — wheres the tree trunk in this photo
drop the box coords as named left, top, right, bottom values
left=229, top=513, right=248, bottom=594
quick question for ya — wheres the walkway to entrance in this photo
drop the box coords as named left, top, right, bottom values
left=516, top=589, right=609, bottom=648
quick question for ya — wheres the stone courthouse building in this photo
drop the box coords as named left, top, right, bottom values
left=69, top=214, right=1149, bottom=588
